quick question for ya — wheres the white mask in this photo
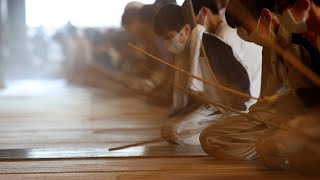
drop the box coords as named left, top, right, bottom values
left=164, top=27, right=187, bottom=54
left=279, top=8, right=309, bottom=34
left=237, top=17, right=276, bottom=47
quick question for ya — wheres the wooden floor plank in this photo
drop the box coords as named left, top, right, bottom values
left=0, top=158, right=314, bottom=179
left=0, top=158, right=267, bottom=174
left=0, top=171, right=315, bottom=180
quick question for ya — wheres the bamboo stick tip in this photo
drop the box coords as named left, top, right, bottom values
left=108, top=147, right=119, bottom=151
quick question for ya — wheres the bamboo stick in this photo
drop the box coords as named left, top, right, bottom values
left=109, top=138, right=164, bottom=151
left=109, top=126, right=203, bottom=151
left=186, top=0, right=229, bottom=117
left=128, top=43, right=262, bottom=102
left=175, top=85, right=288, bottom=130
left=110, top=43, right=319, bottom=151
left=175, top=85, right=320, bottom=144
left=108, top=88, right=281, bottom=151
left=108, top=85, right=315, bottom=151
left=273, top=41, right=320, bottom=87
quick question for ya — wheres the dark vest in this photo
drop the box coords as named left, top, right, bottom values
left=202, top=33, right=251, bottom=111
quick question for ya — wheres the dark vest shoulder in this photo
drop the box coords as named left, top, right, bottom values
left=201, top=33, right=250, bottom=94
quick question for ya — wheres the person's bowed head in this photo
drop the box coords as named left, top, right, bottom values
left=225, top=0, right=320, bottom=49
left=225, top=0, right=281, bottom=47
left=276, top=0, right=320, bottom=49
left=154, top=4, right=192, bottom=55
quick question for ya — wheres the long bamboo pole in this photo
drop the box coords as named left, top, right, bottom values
left=175, top=85, right=287, bottom=130
left=128, top=43, right=262, bottom=102
left=175, top=85, right=319, bottom=143
left=108, top=85, right=313, bottom=151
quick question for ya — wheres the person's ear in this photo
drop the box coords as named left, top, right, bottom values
left=296, top=0, right=311, bottom=11
left=201, top=7, right=209, bottom=16
left=179, top=24, right=191, bottom=43
left=258, top=8, right=272, bottom=34
left=261, top=8, right=272, bottom=23
left=184, top=24, right=191, bottom=39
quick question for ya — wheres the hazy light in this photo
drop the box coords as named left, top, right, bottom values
left=26, top=0, right=184, bottom=28
left=0, top=79, right=67, bottom=96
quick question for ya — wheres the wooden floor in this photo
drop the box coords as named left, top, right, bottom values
left=0, top=78, right=316, bottom=179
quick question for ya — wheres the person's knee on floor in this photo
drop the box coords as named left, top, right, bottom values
left=199, top=115, right=269, bottom=160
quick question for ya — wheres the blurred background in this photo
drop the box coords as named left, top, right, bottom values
left=0, top=0, right=183, bottom=87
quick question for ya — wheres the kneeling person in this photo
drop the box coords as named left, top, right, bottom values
left=153, top=4, right=251, bottom=145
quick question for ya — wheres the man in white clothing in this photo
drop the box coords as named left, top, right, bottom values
left=192, top=0, right=263, bottom=109
left=153, top=3, right=251, bottom=145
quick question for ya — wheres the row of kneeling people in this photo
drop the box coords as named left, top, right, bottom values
left=121, top=0, right=320, bottom=173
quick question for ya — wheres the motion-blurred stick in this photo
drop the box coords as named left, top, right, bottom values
left=109, top=128, right=201, bottom=151
left=128, top=43, right=290, bottom=103
left=108, top=88, right=287, bottom=152
left=175, top=85, right=319, bottom=143
left=175, top=85, right=287, bottom=130
left=128, top=43, right=261, bottom=102
left=274, top=42, right=320, bottom=87
left=108, top=86, right=284, bottom=152
left=109, top=138, right=164, bottom=151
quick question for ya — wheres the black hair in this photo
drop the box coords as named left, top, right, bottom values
left=154, top=0, right=177, bottom=9
left=275, top=0, right=296, bottom=13
left=121, top=8, right=140, bottom=28
left=225, top=0, right=277, bottom=28
left=313, top=0, right=320, bottom=6
left=139, top=4, right=157, bottom=24
left=153, top=4, right=188, bottom=36
left=192, top=0, right=219, bottom=15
